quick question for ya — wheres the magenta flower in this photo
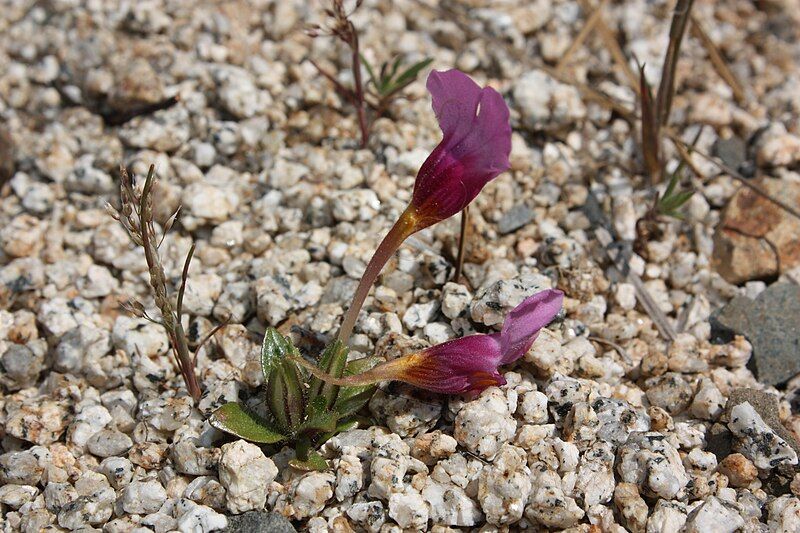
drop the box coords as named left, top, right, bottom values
left=338, top=69, right=512, bottom=341
left=410, top=69, right=512, bottom=227
left=300, top=289, right=563, bottom=395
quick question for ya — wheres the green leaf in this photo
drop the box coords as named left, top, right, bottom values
left=261, top=328, right=294, bottom=384
left=391, top=57, right=433, bottom=91
left=261, top=329, right=305, bottom=431
left=333, top=387, right=376, bottom=419
left=297, top=413, right=339, bottom=437
left=268, top=359, right=305, bottom=432
left=307, top=341, right=348, bottom=410
left=662, top=171, right=680, bottom=200
left=672, top=189, right=694, bottom=206
left=387, top=55, right=404, bottom=83
left=360, top=53, right=378, bottom=89
left=316, top=418, right=360, bottom=446
left=305, top=395, right=327, bottom=418
left=333, top=356, right=381, bottom=418
left=209, top=403, right=286, bottom=444
left=659, top=189, right=694, bottom=217
left=288, top=450, right=329, bottom=471
left=335, top=418, right=360, bottom=434
left=297, top=402, right=339, bottom=436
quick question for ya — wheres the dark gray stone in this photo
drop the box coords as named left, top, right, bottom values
left=224, top=511, right=296, bottom=533
left=497, top=204, right=535, bottom=234
left=711, top=283, right=800, bottom=386
left=712, top=136, right=747, bottom=172
left=705, top=423, right=732, bottom=462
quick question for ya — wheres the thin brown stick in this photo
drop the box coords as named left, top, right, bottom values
left=656, top=0, right=695, bottom=127
left=690, top=16, right=746, bottom=105
left=176, top=243, right=195, bottom=319
left=666, top=130, right=800, bottom=221
left=453, top=206, right=469, bottom=282
left=588, top=335, right=633, bottom=365
left=576, top=0, right=639, bottom=89
left=669, top=132, right=705, bottom=179
left=556, top=0, right=610, bottom=73
left=638, top=63, right=662, bottom=184
left=310, top=59, right=357, bottom=102
left=193, top=322, right=230, bottom=365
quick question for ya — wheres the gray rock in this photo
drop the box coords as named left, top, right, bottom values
left=497, top=204, right=535, bottom=234
left=99, top=457, right=134, bottom=489
left=86, top=429, right=133, bottom=458
left=120, top=479, right=167, bottom=514
left=0, top=343, right=44, bottom=390
left=705, top=423, right=733, bottom=462
left=712, top=136, right=747, bottom=172
left=513, top=70, right=586, bottom=132
left=712, top=283, right=800, bottom=385
left=223, top=511, right=296, bottom=533
left=0, top=447, right=48, bottom=485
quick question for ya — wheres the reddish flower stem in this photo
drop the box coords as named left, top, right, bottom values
left=338, top=212, right=416, bottom=343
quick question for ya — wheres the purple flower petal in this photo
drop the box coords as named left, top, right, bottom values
left=410, top=69, right=511, bottom=226
left=499, top=289, right=564, bottom=364
left=397, top=333, right=504, bottom=394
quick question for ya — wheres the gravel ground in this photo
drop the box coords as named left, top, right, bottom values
left=2, top=0, right=800, bottom=531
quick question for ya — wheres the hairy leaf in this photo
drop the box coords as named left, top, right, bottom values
left=333, top=356, right=381, bottom=418
left=209, top=403, right=286, bottom=444
left=297, top=403, right=338, bottom=436
left=261, top=328, right=294, bottom=384
left=289, top=450, right=329, bottom=471
left=308, top=340, right=348, bottom=409
left=268, top=359, right=305, bottom=432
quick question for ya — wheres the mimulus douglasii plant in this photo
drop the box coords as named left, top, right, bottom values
left=210, top=69, right=563, bottom=467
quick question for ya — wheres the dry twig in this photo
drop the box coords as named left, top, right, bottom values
left=575, top=0, right=639, bottom=89
left=656, top=0, right=695, bottom=127
left=453, top=206, right=469, bottom=282
left=690, top=16, right=747, bottom=105
left=667, top=131, right=800, bottom=221
left=556, top=0, right=610, bottom=73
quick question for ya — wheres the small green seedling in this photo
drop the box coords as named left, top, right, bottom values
left=210, top=328, right=378, bottom=471
left=362, top=55, right=433, bottom=103
left=656, top=169, right=694, bottom=219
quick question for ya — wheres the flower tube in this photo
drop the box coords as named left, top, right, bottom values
left=338, top=69, right=512, bottom=342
